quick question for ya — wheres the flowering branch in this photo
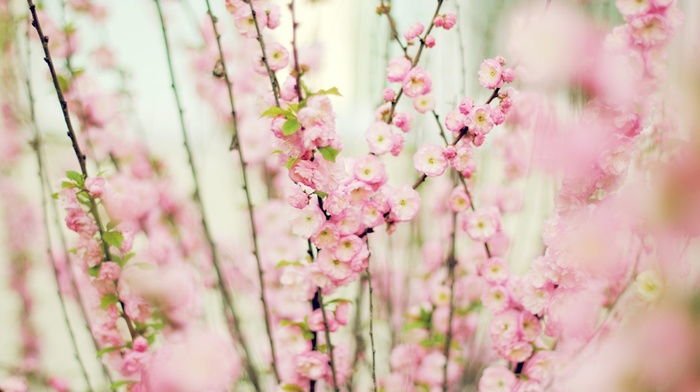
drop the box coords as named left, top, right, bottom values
left=152, top=1, right=262, bottom=390
left=317, top=290, right=340, bottom=391
left=201, top=0, right=280, bottom=385
left=245, top=0, right=281, bottom=106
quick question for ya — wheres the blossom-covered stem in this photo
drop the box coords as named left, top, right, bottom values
left=26, top=0, right=140, bottom=354
left=245, top=0, right=281, bottom=106
left=442, top=212, right=458, bottom=392
left=289, top=0, right=303, bottom=102
left=201, top=0, right=280, bottom=384
left=377, top=0, right=408, bottom=57
left=152, top=2, right=262, bottom=390
left=318, top=289, right=340, bottom=392
left=23, top=44, right=94, bottom=392
left=383, top=0, right=444, bottom=123
left=365, top=238, right=378, bottom=392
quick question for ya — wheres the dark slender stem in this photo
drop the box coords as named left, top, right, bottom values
left=152, top=2, right=262, bottom=390
left=442, top=212, right=458, bottom=392
left=202, top=0, right=279, bottom=385
left=317, top=290, right=339, bottom=391
left=23, top=21, right=94, bottom=392
left=378, top=0, right=408, bottom=57
left=365, top=238, right=378, bottom=392
left=246, top=0, right=281, bottom=106
left=26, top=0, right=136, bottom=342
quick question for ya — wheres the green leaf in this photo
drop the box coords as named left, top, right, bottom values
left=302, top=331, right=314, bottom=340
left=57, top=74, right=70, bottom=92
left=100, top=293, right=119, bottom=309
left=313, top=190, right=328, bottom=198
left=315, top=86, right=342, bottom=96
left=61, top=181, right=77, bottom=189
left=106, top=220, right=121, bottom=231
left=109, top=380, right=133, bottom=390
left=96, top=346, right=123, bottom=358
left=261, top=107, right=292, bottom=118
left=318, top=146, right=340, bottom=162
left=103, top=231, right=124, bottom=249
left=276, top=260, right=302, bottom=269
left=282, top=118, right=301, bottom=136
left=285, top=157, right=299, bottom=170
left=323, top=298, right=352, bottom=306
left=51, top=192, right=59, bottom=200
left=88, top=265, right=101, bottom=278
left=66, top=170, right=84, bottom=186
left=281, top=385, right=305, bottom=392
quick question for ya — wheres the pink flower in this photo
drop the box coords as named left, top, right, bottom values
left=479, top=366, right=516, bottom=392
left=383, top=88, right=396, bottom=102
left=616, top=0, right=652, bottom=18
left=354, top=155, right=387, bottom=185
left=478, top=58, right=504, bottom=89
left=414, top=144, right=448, bottom=177
left=461, top=207, right=501, bottom=242
left=445, top=109, right=468, bottom=134
left=366, top=121, right=394, bottom=155
left=295, top=351, right=330, bottom=380
left=393, top=112, right=412, bottom=132
left=334, top=302, right=350, bottom=325
left=468, top=105, right=495, bottom=136
left=292, top=203, right=326, bottom=238
left=459, top=98, right=475, bottom=115
left=412, top=94, right=435, bottom=114
left=425, top=35, right=436, bottom=48
left=448, top=186, right=471, bottom=212
left=317, top=249, right=354, bottom=282
left=387, top=57, right=412, bottom=83
left=403, top=22, right=424, bottom=42
left=443, top=13, right=457, bottom=30
left=480, top=257, right=510, bottom=284
left=334, top=235, right=364, bottom=262
left=451, top=144, right=476, bottom=177
left=285, top=183, right=310, bottom=209
left=85, top=176, right=106, bottom=198
left=265, top=41, right=289, bottom=71
left=234, top=6, right=266, bottom=39
left=402, top=67, right=432, bottom=98
left=481, top=285, right=511, bottom=314
left=388, top=185, right=421, bottom=222
left=522, top=351, right=555, bottom=383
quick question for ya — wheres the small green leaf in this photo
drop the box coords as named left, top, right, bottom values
left=323, top=298, right=352, bottom=306
left=281, top=385, right=305, bottom=392
left=282, top=118, right=301, bottom=136
left=100, top=293, right=119, bottom=309
left=51, top=192, right=59, bottom=200
left=103, top=231, right=124, bottom=249
left=66, top=170, right=84, bottom=186
left=109, top=380, right=133, bottom=390
left=318, top=146, right=339, bottom=162
left=314, top=190, right=328, bottom=198
left=276, top=260, right=302, bottom=269
left=106, top=220, right=121, bottom=231
left=96, top=346, right=123, bottom=358
left=285, top=157, right=299, bottom=170
left=261, top=107, right=292, bottom=118
left=315, top=86, right=342, bottom=96
left=88, top=264, right=101, bottom=277
left=57, top=74, right=70, bottom=92
left=61, top=181, right=76, bottom=189
left=302, top=331, right=314, bottom=340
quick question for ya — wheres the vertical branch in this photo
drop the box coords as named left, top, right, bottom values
left=318, top=290, right=340, bottom=392
left=245, top=0, right=281, bottom=106
left=289, top=0, right=303, bottom=102
left=365, top=238, right=378, bottom=392
left=201, top=0, right=280, bottom=384
left=151, top=1, right=262, bottom=391
left=22, top=22, right=93, bottom=392
left=442, top=212, right=458, bottom=392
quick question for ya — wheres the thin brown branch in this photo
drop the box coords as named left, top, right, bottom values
left=246, top=0, right=281, bottom=107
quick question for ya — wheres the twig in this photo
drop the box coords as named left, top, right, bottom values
left=245, top=0, right=281, bottom=106
left=318, top=290, right=340, bottom=392
left=442, top=212, right=458, bottom=392
left=365, top=237, right=378, bottom=392
left=151, top=1, right=262, bottom=390
left=202, top=0, right=280, bottom=385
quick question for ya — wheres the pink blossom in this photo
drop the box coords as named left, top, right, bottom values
left=317, top=249, right=354, bottom=282
left=403, top=22, right=424, bottom=42
left=334, top=302, right=350, bottom=326
left=402, top=66, right=432, bottom=98
left=383, top=88, right=396, bottom=102
left=387, top=57, right=412, bottom=83
left=291, top=203, right=326, bottom=238
left=366, top=121, right=394, bottom=155
left=393, top=112, right=412, bottom=132
left=448, top=186, right=471, bottom=212
left=234, top=6, right=266, bottom=39
left=412, top=94, right=435, bottom=114
left=445, top=109, right=468, bottom=134
left=443, top=13, right=457, bottom=30
left=479, top=366, right=516, bottom=392
left=85, top=176, right=106, bottom=198
left=388, top=185, right=421, bottom=222
left=468, top=105, right=495, bottom=136
left=265, top=41, right=289, bottom=71
left=285, top=183, right=310, bottom=209
left=334, top=235, right=364, bottom=262
left=354, top=154, right=387, bottom=185
left=295, top=351, right=329, bottom=380
left=413, top=144, right=448, bottom=177
left=479, top=58, right=504, bottom=89
left=480, top=257, right=510, bottom=284
left=461, top=207, right=501, bottom=242
left=481, top=285, right=511, bottom=313
left=425, top=35, right=436, bottom=48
